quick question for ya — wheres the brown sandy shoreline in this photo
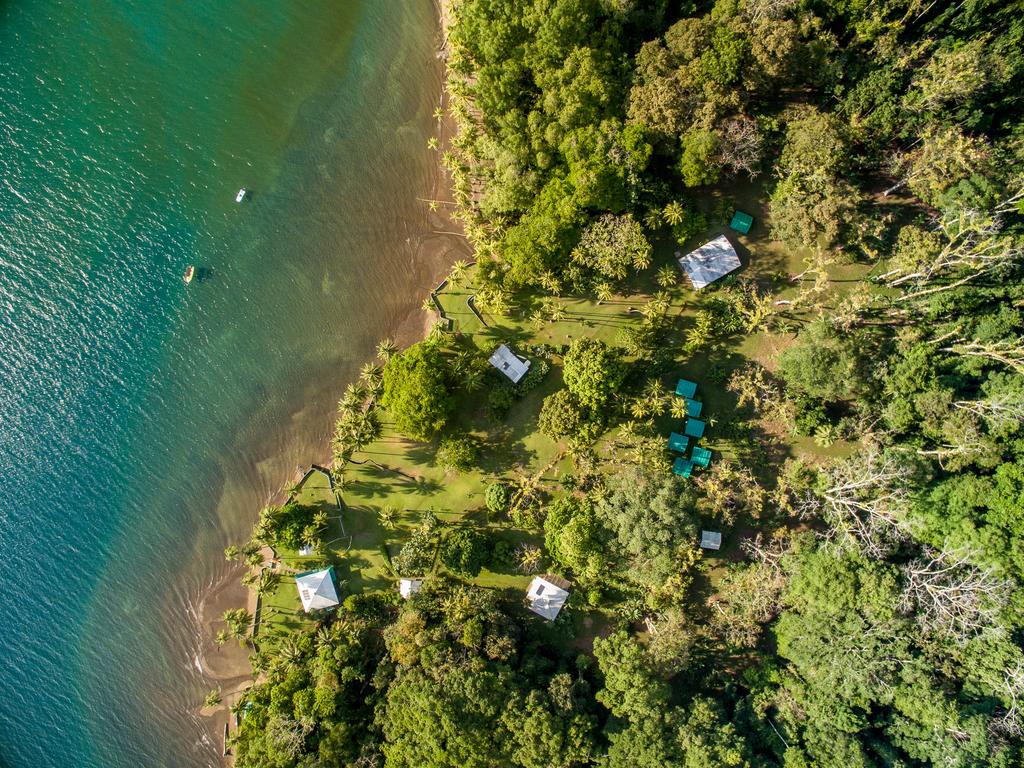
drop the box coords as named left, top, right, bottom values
left=191, top=2, right=467, bottom=760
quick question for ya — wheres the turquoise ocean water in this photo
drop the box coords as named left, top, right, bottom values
left=0, top=2, right=453, bottom=766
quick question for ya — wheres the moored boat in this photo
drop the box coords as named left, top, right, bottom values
left=183, top=265, right=195, bottom=284
left=235, top=188, right=247, bottom=203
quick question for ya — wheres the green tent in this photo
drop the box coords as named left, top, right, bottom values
left=691, top=446, right=712, bottom=468
left=668, top=432, right=689, bottom=453
left=673, top=457, right=694, bottom=478
left=684, top=418, right=706, bottom=438
left=730, top=210, right=753, bottom=234
left=675, top=378, right=697, bottom=398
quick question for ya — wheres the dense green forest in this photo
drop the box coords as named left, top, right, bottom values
left=228, top=0, right=1024, bottom=765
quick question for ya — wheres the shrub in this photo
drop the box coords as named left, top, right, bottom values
left=489, top=539, right=514, bottom=570
left=516, top=357, right=550, bottom=394
left=485, top=483, right=511, bottom=515
left=342, top=590, right=400, bottom=620
left=538, top=389, right=585, bottom=441
left=562, top=338, right=626, bottom=409
left=487, top=383, right=516, bottom=420
left=381, top=341, right=454, bottom=441
left=440, top=528, right=488, bottom=576
left=436, top=434, right=479, bottom=472
left=794, top=395, right=829, bottom=436
left=392, top=526, right=435, bottom=576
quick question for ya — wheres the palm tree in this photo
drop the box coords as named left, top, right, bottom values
left=643, top=207, right=664, bottom=231
left=223, top=544, right=240, bottom=562
left=301, top=524, right=321, bottom=552
left=462, top=365, right=485, bottom=393
left=359, top=361, right=381, bottom=387
left=276, top=638, right=303, bottom=671
left=538, top=271, right=562, bottom=295
left=542, top=296, right=566, bottom=323
left=663, top=201, right=684, bottom=226
left=258, top=570, right=280, bottom=596
left=449, top=259, right=470, bottom=286
left=642, top=380, right=666, bottom=417
left=204, top=690, right=222, bottom=708
left=428, top=321, right=453, bottom=344
left=516, top=544, right=542, bottom=574
left=376, top=338, right=397, bottom=363
left=670, top=399, right=689, bottom=420
left=595, top=281, right=614, bottom=305
left=432, top=106, right=444, bottom=120
left=632, top=248, right=653, bottom=271
left=656, top=265, right=678, bottom=288
left=244, top=550, right=264, bottom=569
left=215, top=629, right=231, bottom=646
left=312, top=510, right=328, bottom=530
left=338, top=383, right=366, bottom=412
left=427, top=136, right=439, bottom=150
left=422, top=295, right=436, bottom=314
left=378, top=505, right=398, bottom=530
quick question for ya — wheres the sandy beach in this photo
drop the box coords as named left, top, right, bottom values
left=191, top=3, right=468, bottom=759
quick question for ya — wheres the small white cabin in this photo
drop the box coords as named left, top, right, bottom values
left=678, top=235, right=742, bottom=290
left=526, top=575, right=570, bottom=621
left=489, top=344, right=531, bottom=384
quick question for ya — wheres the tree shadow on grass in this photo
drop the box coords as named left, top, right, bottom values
left=479, top=424, right=540, bottom=476
left=346, top=480, right=396, bottom=500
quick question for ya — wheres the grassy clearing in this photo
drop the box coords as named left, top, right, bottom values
left=261, top=202, right=865, bottom=636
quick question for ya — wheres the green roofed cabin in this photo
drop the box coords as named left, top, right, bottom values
left=675, top=379, right=697, bottom=399
left=684, top=398, right=702, bottom=417
left=730, top=210, right=754, bottom=234
left=668, top=432, right=689, bottom=453
left=673, top=457, right=694, bottom=478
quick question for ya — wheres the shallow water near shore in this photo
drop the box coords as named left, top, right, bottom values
left=0, top=2, right=460, bottom=765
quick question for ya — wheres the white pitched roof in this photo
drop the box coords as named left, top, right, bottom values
left=678, top=235, right=742, bottom=290
left=295, top=568, right=340, bottom=612
left=526, top=576, right=570, bottom=621
left=489, top=344, right=531, bottom=384
left=399, top=578, right=422, bottom=599
left=700, top=530, right=723, bottom=550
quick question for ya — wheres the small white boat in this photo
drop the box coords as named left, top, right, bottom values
left=235, top=188, right=247, bottom=203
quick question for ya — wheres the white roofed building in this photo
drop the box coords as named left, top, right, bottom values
left=700, top=530, right=723, bottom=550
left=295, top=567, right=340, bottom=612
left=526, top=575, right=570, bottom=621
left=489, top=344, right=531, bottom=384
left=678, top=235, right=742, bottom=290
left=399, top=578, right=422, bottom=599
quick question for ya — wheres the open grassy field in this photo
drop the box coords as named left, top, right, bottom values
left=259, top=195, right=868, bottom=637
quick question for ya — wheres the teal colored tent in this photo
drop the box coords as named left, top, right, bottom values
left=675, top=378, right=697, bottom=398
left=685, top=398, right=702, bottom=417
left=730, top=210, right=753, bottom=234
left=684, top=418, right=706, bottom=438
left=668, top=432, right=689, bottom=453
left=673, top=457, right=694, bottom=478
left=691, top=446, right=712, bottom=468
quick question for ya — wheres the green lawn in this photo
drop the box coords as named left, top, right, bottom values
left=262, top=208, right=868, bottom=638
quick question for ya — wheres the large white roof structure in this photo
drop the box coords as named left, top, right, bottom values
left=399, top=578, right=422, bottom=599
left=526, top=575, right=570, bottom=621
left=295, top=567, right=340, bottom=612
left=489, top=344, right=531, bottom=384
left=678, top=235, right=742, bottom=290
